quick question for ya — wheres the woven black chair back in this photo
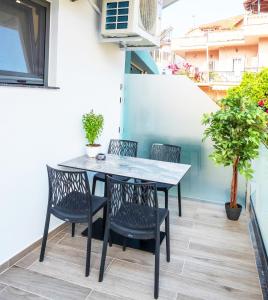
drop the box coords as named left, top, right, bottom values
left=108, top=139, right=138, bottom=157
left=151, top=143, right=181, bottom=163
left=47, top=166, right=91, bottom=216
left=107, top=177, right=159, bottom=230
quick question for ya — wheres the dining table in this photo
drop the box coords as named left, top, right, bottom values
left=59, top=154, right=191, bottom=253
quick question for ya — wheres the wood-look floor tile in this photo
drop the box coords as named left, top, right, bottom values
left=58, top=232, right=184, bottom=274
left=182, top=260, right=261, bottom=295
left=107, top=259, right=261, bottom=300
left=29, top=256, right=100, bottom=290
left=15, top=233, right=71, bottom=269
left=176, top=294, right=204, bottom=300
left=114, top=247, right=184, bottom=274
left=47, top=230, right=67, bottom=243
left=96, top=271, right=176, bottom=300
left=0, top=262, right=9, bottom=275
left=163, top=246, right=257, bottom=274
left=193, top=221, right=250, bottom=239
left=59, top=234, right=101, bottom=253
left=87, top=290, right=131, bottom=300
left=169, top=223, right=251, bottom=251
left=29, top=256, right=175, bottom=300
left=0, top=266, right=91, bottom=300
left=1, top=199, right=263, bottom=300
left=46, top=243, right=112, bottom=270
left=0, top=286, right=48, bottom=300
left=0, top=283, right=7, bottom=292
left=15, top=249, right=40, bottom=269
left=189, top=240, right=255, bottom=263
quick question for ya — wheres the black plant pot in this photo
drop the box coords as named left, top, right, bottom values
left=225, top=202, right=242, bottom=221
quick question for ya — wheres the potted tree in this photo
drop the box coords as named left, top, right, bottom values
left=202, top=95, right=268, bottom=220
left=82, top=110, right=104, bottom=158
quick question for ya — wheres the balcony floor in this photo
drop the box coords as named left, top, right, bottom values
left=0, top=198, right=262, bottom=300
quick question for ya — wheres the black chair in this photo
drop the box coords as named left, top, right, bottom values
left=99, top=177, right=170, bottom=299
left=150, top=143, right=182, bottom=216
left=39, top=166, right=107, bottom=276
left=92, top=139, right=138, bottom=196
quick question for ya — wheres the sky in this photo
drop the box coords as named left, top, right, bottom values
left=162, top=0, right=245, bottom=37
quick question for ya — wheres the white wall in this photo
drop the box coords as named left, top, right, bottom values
left=0, top=0, right=125, bottom=264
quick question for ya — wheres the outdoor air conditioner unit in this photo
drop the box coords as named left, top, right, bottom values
left=101, top=0, right=162, bottom=48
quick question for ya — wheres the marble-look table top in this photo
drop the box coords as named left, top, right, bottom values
left=59, top=155, right=191, bottom=185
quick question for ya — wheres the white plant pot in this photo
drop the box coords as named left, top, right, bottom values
left=86, top=144, right=101, bottom=158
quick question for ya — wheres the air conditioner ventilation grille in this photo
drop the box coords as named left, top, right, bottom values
left=105, top=1, right=129, bottom=30
left=139, top=0, right=157, bottom=34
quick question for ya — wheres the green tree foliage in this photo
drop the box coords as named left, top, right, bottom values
left=227, top=68, right=268, bottom=103
left=82, top=110, right=104, bottom=145
left=202, top=95, right=268, bottom=208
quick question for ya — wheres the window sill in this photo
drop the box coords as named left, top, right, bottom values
left=0, top=83, right=60, bottom=90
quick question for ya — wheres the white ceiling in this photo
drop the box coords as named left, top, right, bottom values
left=163, top=0, right=179, bottom=8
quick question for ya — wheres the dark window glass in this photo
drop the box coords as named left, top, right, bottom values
left=107, top=9, right=117, bottom=16
left=118, top=1, right=129, bottom=8
left=117, top=15, right=128, bottom=22
left=0, top=0, right=49, bottom=85
left=118, top=8, right=128, bottom=15
left=106, top=23, right=116, bottom=30
left=107, top=2, right=117, bottom=9
left=117, top=22, right=128, bottom=29
left=106, top=16, right=116, bottom=23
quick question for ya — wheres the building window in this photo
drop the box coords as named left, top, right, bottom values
left=209, top=60, right=215, bottom=72
left=232, top=58, right=243, bottom=73
left=0, top=0, right=50, bottom=86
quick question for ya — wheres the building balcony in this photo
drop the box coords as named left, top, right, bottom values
left=244, top=13, right=268, bottom=36
left=172, top=30, right=245, bottom=52
left=193, top=68, right=260, bottom=92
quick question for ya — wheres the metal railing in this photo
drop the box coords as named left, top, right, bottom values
left=244, top=12, right=268, bottom=25
left=206, top=68, right=260, bottom=83
left=172, top=30, right=245, bottom=49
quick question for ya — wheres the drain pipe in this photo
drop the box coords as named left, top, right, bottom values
left=87, top=0, right=101, bottom=15
left=71, top=0, right=101, bottom=15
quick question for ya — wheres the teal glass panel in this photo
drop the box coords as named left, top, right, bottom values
left=118, top=8, right=128, bottom=15
left=119, top=1, right=129, bottom=8
left=122, top=74, right=246, bottom=204
left=106, top=16, right=117, bottom=23
left=118, top=15, right=128, bottom=22
left=117, top=23, right=128, bottom=29
left=107, top=9, right=117, bottom=16
left=251, top=144, right=268, bottom=252
left=106, top=23, right=116, bottom=30
left=107, top=3, right=117, bottom=9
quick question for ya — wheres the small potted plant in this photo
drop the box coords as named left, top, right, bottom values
left=82, top=110, right=104, bottom=157
left=202, top=95, right=268, bottom=220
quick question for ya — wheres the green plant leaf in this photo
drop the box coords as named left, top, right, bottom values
left=82, top=110, right=104, bottom=145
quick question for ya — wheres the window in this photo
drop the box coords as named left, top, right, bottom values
left=0, top=0, right=50, bottom=85
left=209, top=60, right=215, bottom=72
left=232, top=58, right=243, bottom=73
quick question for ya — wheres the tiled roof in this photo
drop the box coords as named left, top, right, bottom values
left=244, top=0, right=268, bottom=13
left=187, top=15, right=244, bottom=34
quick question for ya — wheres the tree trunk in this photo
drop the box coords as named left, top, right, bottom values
left=230, top=157, right=239, bottom=208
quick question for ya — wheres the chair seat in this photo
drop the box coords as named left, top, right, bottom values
left=110, top=203, right=168, bottom=239
left=51, top=192, right=107, bottom=223
left=94, top=172, right=129, bottom=182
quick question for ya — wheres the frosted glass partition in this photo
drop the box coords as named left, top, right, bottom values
left=251, top=145, right=268, bottom=252
left=123, top=74, right=246, bottom=204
